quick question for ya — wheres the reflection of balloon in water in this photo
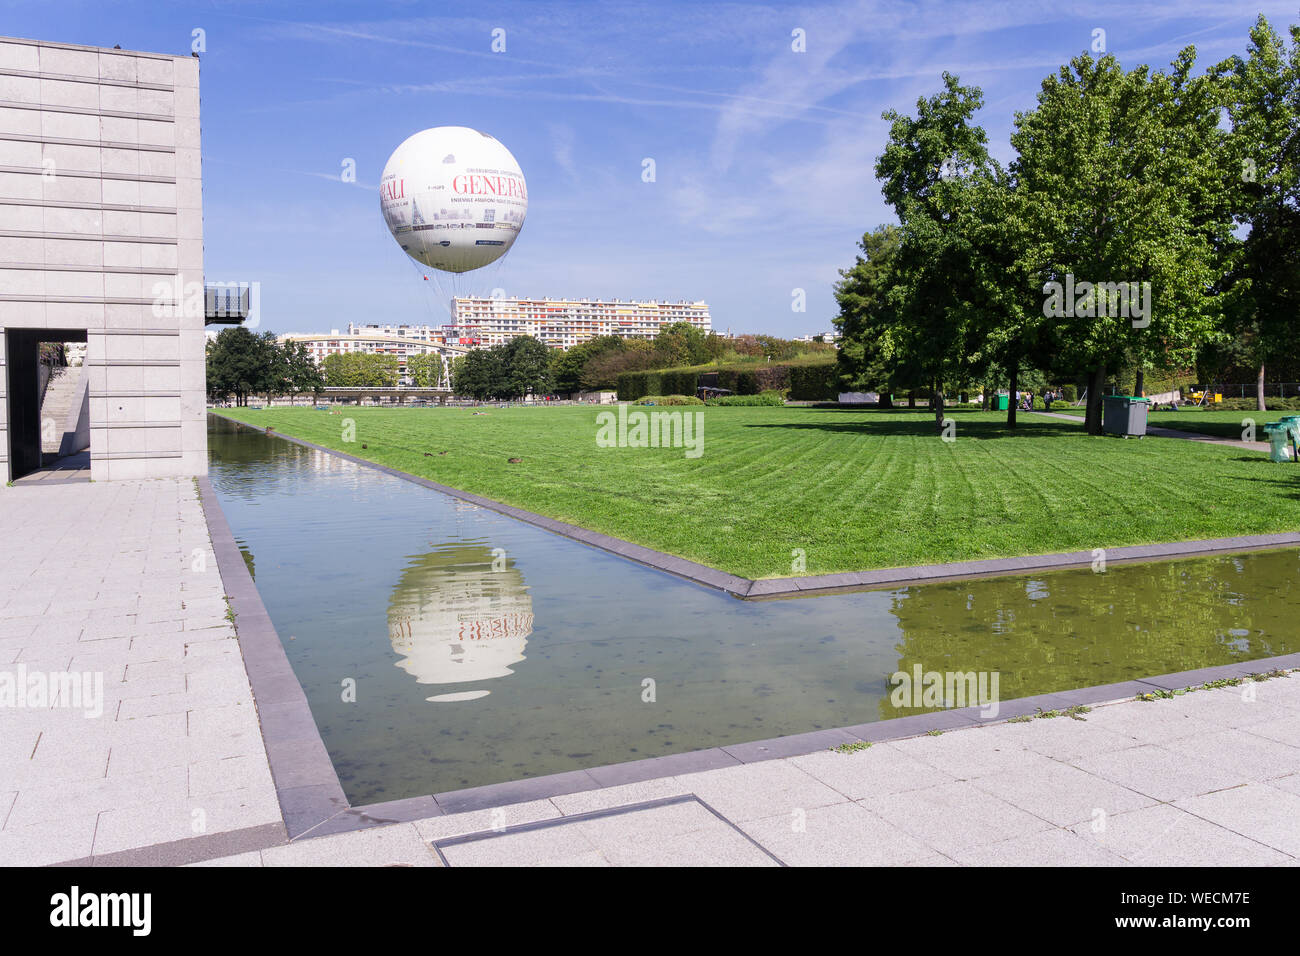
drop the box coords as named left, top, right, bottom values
left=379, top=126, right=528, bottom=275
left=387, top=544, right=533, bottom=702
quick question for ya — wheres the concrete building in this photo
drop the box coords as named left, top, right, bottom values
left=280, top=331, right=469, bottom=388
left=350, top=296, right=712, bottom=351
left=794, top=331, right=839, bottom=344
left=0, top=36, right=205, bottom=483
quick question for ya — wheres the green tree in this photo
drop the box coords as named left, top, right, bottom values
left=874, top=73, right=996, bottom=429
left=550, top=340, right=598, bottom=394
left=581, top=338, right=654, bottom=390
left=406, top=352, right=444, bottom=388
left=834, top=223, right=904, bottom=403
left=498, top=335, right=554, bottom=399
left=652, top=321, right=711, bottom=367
left=206, top=326, right=274, bottom=406
left=323, top=352, right=398, bottom=387
left=1214, top=15, right=1300, bottom=411
left=452, top=348, right=503, bottom=399
left=322, top=353, right=360, bottom=387
left=1011, top=49, right=1234, bottom=434
left=283, top=340, right=324, bottom=403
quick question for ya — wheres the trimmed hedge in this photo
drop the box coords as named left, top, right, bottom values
left=633, top=394, right=704, bottom=406
left=788, top=362, right=838, bottom=401
left=707, top=390, right=786, bottom=406
left=618, top=359, right=837, bottom=402
left=617, top=368, right=700, bottom=401
left=1207, top=396, right=1300, bottom=411
left=716, top=368, right=759, bottom=395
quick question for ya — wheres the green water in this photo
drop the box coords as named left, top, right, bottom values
left=208, top=416, right=1300, bottom=804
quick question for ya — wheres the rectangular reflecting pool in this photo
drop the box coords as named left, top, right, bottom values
left=208, top=416, right=1300, bottom=805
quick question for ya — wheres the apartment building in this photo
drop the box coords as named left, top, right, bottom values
left=349, top=296, right=712, bottom=351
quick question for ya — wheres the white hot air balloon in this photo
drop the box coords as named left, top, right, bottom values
left=379, top=126, right=528, bottom=275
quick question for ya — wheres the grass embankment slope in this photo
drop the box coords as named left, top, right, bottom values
left=213, top=406, right=1300, bottom=579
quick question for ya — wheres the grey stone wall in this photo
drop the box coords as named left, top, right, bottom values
left=0, top=36, right=205, bottom=481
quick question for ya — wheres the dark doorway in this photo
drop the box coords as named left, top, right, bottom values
left=5, top=328, right=89, bottom=482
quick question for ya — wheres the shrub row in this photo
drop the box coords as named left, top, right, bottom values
left=788, top=363, right=839, bottom=401
left=1203, top=396, right=1300, bottom=412
left=616, top=368, right=701, bottom=401
left=706, top=390, right=786, bottom=406
left=617, top=360, right=838, bottom=401
left=632, top=394, right=704, bottom=406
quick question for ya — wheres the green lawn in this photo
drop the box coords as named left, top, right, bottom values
left=1146, top=408, right=1294, bottom=440
left=213, top=405, right=1299, bottom=579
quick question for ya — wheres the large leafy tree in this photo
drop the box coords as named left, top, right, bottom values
left=406, top=352, right=444, bottom=388
left=452, top=348, right=502, bottom=399
left=282, top=340, right=324, bottom=402
left=550, top=340, right=594, bottom=394
left=498, top=335, right=554, bottom=399
left=1214, top=15, right=1300, bottom=410
left=873, top=73, right=998, bottom=429
left=1010, top=50, right=1234, bottom=434
left=206, top=327, right=275, bottom=406
left=322, top=352, right=399, bottom=387
left=580, top=338, right=655, bottom=390
left=652, top=321, right=712, bottom=368
left=453, top=335, right=553, bottom=399
left=833, top=223, right=903, bottom=404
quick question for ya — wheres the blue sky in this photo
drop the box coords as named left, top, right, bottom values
left=8, top=0, right=1294, bottom=335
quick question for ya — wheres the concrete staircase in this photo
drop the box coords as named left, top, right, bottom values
left=39, top=365, right=82, bottom=456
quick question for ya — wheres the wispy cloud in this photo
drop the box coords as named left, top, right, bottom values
left=191, top=0, right=1296, bottom=335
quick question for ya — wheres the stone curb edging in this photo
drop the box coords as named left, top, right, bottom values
left=54, top=822, right=288, bottom=868
left=195, top=475, right=350, bottom=841
left=224, top=415, right=1300, bottom=600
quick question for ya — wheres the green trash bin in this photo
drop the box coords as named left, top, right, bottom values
left=1264, top=423, right=1294, bottom=462
left=1102, top=395, right=1150, bottom=437
left=994, top=394, right=1009, bottom=411
left=1277, top=416, right=1300, bottom=458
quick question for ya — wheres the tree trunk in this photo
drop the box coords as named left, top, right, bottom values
left=1134, top=369, right=1144, bottom=398
left=908, top=392, right=916, bottom=409
left=1007, top=359, right=1018, bottom=429
left=1085, top=364, right=1106, bottom=435
left=1257, top=363, right=1267, bottom=412
left=933, top=380, right=945, bottom=432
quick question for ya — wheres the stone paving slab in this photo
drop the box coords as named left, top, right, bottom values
left=192, top=671, right=1300, bottom=867
left=0, top=479, right=285, bottom=865
left=1067, top=802, right=1293, bottom=867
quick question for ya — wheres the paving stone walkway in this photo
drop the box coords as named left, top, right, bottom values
left=1032, top=410, right=1269, bottom=452
left=0, top=479, right=282, bottom=865
left=10, top=450, right=92, bottom=484
left=196, top=673, right=1300, bottom=867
